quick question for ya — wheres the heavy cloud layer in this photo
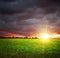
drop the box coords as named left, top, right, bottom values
left=0, top=0, right=60, bottom=36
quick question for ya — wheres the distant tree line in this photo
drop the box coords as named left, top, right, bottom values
left=0, top=36, right=38, bottom=39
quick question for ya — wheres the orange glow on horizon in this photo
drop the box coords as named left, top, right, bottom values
left=37, top=32, right=60, bottom=38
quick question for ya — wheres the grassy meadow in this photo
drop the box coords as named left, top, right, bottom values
left=0, top=38, right=60, bottom=58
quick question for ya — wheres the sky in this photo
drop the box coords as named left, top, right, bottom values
left=0, top=0, right=60, bottom=37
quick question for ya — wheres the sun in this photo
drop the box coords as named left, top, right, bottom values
left=41, top=33, right=51, bottom=39
left=38, top=33, right=51, bottom=43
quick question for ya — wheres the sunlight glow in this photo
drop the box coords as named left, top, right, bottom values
left=41, top=33, right=51, bottom=39
left=38, top=33, right=51, bottom=42
left=38, top=32, right=60, bottom=43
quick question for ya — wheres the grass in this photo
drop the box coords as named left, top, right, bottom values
left=0, top=38, right=60, bottom=58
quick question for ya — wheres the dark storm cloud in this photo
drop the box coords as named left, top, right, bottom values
left=0, top=0, right=16, bottom=2
left=0, top=0, right=36, bottom=14
left=0, top=0, right=60, bottom=14
left=0, top=0, right=60, bottom=36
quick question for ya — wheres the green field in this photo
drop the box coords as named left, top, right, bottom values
left=0, top=38, right=60, bottom=58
